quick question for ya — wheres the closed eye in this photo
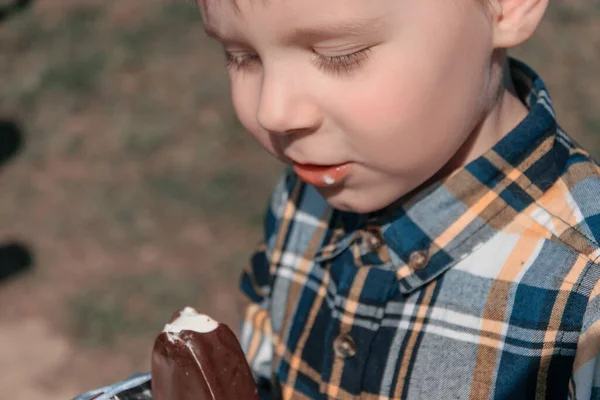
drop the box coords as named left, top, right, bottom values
left=312, top=47, right=372, bottom=76
left=224, top=47, right=373, bottom=76
left=224, top=50, right=261, bottom=71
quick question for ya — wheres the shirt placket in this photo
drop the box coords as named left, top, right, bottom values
left=319, top=226, right=397, bottom=398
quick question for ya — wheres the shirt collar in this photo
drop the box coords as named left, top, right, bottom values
left=326, top=59, right=569, bottom=294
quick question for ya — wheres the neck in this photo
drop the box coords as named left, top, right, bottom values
left=396, top=53, right=529, bottom=211
left=434, top=53, right=529, bottom=182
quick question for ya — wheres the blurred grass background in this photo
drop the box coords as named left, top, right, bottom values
left=0, top=0, right=598, bottom=398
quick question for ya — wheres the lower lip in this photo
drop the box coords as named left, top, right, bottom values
left=293, top=162, right=352, bottom=187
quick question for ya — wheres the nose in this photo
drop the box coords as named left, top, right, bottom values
left=256, top=71, right=322, bottom=135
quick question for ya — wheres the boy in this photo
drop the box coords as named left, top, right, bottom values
left=77, top=0, right=600, bottom=398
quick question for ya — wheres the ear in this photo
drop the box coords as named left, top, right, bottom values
left=489, top=0, right=549, bottom=48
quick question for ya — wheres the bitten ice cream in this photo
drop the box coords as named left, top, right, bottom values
left=151, top=307, right=260, bottom=400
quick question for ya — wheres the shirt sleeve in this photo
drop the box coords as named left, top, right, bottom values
left=571, top=278, right=600, bottom=399
left=239, top=169, right=291, bottom=400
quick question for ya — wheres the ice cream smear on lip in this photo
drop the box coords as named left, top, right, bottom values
left=323, top=174, right=335, bottom=185
left=163, top=307, right=218, bottom=334
left=323, top=165, right=348, bottom=185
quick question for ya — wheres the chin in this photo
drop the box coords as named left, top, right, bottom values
left=320, top=186, right=399, bottom=214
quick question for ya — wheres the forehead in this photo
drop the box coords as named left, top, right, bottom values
left=198, top=0, right=489, bottom=19
left=197, top=0, right=236, bottom=34
left=199, top=0, right=387, bottom=37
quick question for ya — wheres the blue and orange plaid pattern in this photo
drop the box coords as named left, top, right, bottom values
left=239, top=59, right=600, bottom=400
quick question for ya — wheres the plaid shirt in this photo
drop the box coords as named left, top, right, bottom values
left=239, top=59, right=600, bottom=400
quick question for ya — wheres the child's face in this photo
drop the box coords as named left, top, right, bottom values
left=203, top=0, right=498, bottom=213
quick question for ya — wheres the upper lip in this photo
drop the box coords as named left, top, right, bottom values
left=287, top=156, right=348, bottom=167
left=293, top=161, right=348, bottom=167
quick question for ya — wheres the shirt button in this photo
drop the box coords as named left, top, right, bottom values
left=364, top=229, right=383, bottom=253
left=333, top=334, right=357, bottom=359
left=409, top=250, right=429, bottom=271
left=366, top=235, right=381, bottom=252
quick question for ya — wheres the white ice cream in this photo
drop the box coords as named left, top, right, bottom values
left=323, top=174, right=335, bottom=185
left=163, top=307, right=219, bottom=334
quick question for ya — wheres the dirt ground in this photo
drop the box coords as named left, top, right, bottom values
left=0, top=0, right=598, bottom=398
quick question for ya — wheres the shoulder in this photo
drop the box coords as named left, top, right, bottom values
left=533, top=128, right=600, bottom=262
left=559, top=130, right=600, bottom=217
left=508, top=128, right=600, bottom=305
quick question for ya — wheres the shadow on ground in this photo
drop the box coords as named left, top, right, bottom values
left=0, top=243, right=33, bottom=282
left=0, top=119, right=24, bottom=167
left=0, top=0, right=34, bottom=23
left=0, top=119, right=34, bottom=283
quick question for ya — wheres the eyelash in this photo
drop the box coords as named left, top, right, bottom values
left=224, top=48, right=372, bottom=76
left=312, top=48, right=372, bottom=75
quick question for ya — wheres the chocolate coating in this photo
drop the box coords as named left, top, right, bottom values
left=151, top=323, right=259, bottom=400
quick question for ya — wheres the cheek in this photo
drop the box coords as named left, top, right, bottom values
left=331, top=67, right=454, bottom=166
left=230, top=78, right=279, bottom=154
left=231, top=79, right=257, bottom=133
left=331, top=11, right=492, bottom=173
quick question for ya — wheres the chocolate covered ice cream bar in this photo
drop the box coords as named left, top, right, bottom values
left=152, top=307, right=259, bottom=400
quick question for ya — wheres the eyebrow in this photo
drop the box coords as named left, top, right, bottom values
left=203, top=16, right=384, bottom=45
left=204, top=25, right=232, bottom=43
left=287, top=17, right=384, bottom=42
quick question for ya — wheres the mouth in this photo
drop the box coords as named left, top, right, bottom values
left=292, top=162, right=352, bottom=188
